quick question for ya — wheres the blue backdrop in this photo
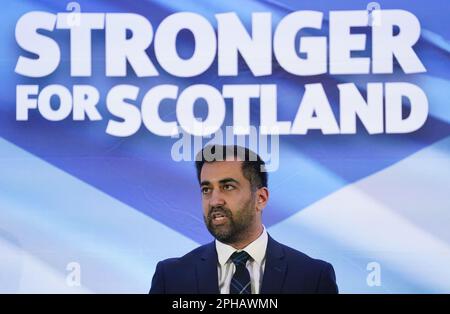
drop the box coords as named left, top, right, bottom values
left=1, top=0, right=450, bottom=293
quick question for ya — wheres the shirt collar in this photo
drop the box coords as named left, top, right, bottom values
left=215, top=225, right=268, bottom=267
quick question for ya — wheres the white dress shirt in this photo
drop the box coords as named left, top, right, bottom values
left=215, top=226, right=268, bottom=294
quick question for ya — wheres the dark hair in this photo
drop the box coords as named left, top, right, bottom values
left=195, top=145, right=268, bottom=190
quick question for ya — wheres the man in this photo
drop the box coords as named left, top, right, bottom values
left=150, top=145, right=338, bottom=294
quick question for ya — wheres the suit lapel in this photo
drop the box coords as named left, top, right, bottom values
left=196, top=242, right=220, bottom=294
left=260, top=235, right=287, bottom=294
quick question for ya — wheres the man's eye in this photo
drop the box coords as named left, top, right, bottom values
left=223, top=184, right=235, bottom=191
left=201, top=187, right=211, bottom=194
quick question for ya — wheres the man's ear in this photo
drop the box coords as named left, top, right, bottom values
left=255, top=187, right=269, bottom=212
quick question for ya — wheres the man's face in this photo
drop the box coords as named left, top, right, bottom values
left=200, top=160, right=257, bottom=244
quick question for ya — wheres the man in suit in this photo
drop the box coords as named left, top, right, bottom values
left=150, top=145, right=338, bottom=294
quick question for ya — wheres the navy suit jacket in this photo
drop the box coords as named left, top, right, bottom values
left=149, top=235, right=338, bottom=294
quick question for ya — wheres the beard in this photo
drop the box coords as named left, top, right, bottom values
left=203, top=196, right=256, bottom=244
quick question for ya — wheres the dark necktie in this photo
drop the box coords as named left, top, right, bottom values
left=229, top=251, right=252, bottom=294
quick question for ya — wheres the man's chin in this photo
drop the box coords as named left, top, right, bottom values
left=208, top=223, right=233, bottom=242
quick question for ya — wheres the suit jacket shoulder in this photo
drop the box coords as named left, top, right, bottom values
left=264, top=237, right=338, bottom=294
left=149, top=242, right=218, bottom=294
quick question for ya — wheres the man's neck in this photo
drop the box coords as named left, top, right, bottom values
left=229, top=224, right=264, bottom=250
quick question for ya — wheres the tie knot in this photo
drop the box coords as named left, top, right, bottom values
left=230, top=251, right=250, bottom=266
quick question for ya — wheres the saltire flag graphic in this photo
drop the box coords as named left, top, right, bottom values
left=0, top=0, right=449, bottom=293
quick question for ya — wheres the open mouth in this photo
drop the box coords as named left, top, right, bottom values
left=210, top=211, right=228, bottom=224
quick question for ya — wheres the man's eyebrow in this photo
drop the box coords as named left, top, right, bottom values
left=200, top=178, right=241, bottom=186
left=218, top=178, right=240, bottom=185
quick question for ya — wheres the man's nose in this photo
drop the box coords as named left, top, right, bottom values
left=209, top=189, right=225, bottom=207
